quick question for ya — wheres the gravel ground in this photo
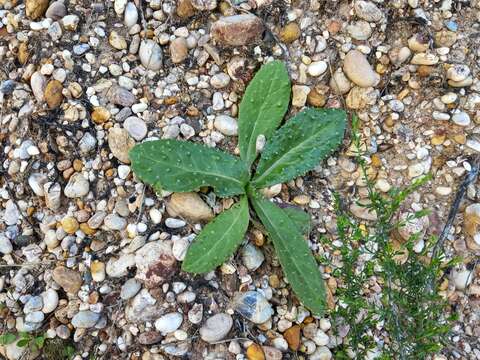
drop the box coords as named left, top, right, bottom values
left=1, top=0, right=480, bottom=359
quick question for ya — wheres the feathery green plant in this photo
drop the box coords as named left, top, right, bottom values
left=129, top=61, right=346, bottom=315
left=326, top=116, right=454, bottom=359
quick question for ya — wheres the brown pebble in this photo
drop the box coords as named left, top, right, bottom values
left=246, top=343, right=265, bottom=360
left=284, top=325, right=301, bottom=351
left=17, top=42, right=29, bottom=65
left=417, top=65, right=433, bottom=77
left=92, top=107, right=111, bottom=124
left=279, top=22, right=301, bottom=43
left=26, top=0, right=49, bottom=20
left=176, top=0, right=196, bottom=18
left=306, top=88, right=326, bottom=107
left=44, top=80, right=64, bottom=109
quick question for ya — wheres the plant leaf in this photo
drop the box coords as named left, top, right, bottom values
left=16, top=339, right=29, bottom=348
left=251, top=108, right=346, bottom=189
left=130, top=140, right=250, bottom=197
left=34, top=336, right=45, bottom=349
left=0, top=333, right=17, bottom=345
left=182, top=196, right=250, bottom=273
left=249, top=190, right=326, bottom=315
left=238, top=60, right=291, bottom=167
left=282, top=206, right=311, bottom=235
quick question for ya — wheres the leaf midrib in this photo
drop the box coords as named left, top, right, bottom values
left=185, top=202, right=245, bottom=270
left=142, top=152, right=246, bottom=187
left=253, top=122, right=329, bottom=185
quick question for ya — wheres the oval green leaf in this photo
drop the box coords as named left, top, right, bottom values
left=249, top=190, right=326, bottom=315
left=182, top=196, right=250, bottom=273
left=252, top=108, right=346, bottom=189
left=238, top=60, right=291, bottom=167
left=129, top=140, right=250, bottom=198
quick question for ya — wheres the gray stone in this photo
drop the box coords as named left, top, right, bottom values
left=25, top=311, right=44, bottom=323
left=108, top=86, right=136, bottom=107
left=71, top=310, right=101, bottom=328
left=120, top=278, right=142, bottom=300
left=104, top=214, right=127, bottom=230
left=199, top=313, right=233, bottom=343
left=241, top=244, right=264, bottom=271
left=154, top=312, right=183, bottom=335
left=123, top=116, right=148, bottom=141
left=124, top=2, right=138, bottom=27
left=41, top=288, right=59, bottom=313
left=0, top=233, right=13, bottom=254
left=24, top=296, right=43, bottom=313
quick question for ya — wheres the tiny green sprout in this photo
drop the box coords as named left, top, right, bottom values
left=129, top=61, right=346, bottom=315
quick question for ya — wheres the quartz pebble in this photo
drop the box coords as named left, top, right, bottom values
left=124, top=2, right=138, bottom=27
left=139, top=40, right=163, bottom=70
left=214, top=115, right=238, bottom=136
left=199, top=313, right=233, bottom=343
left=232, top=291, right=273, bottom=324
left=155, top=313, right=183, bottom=335
left=308, top=61, right=327, bottom=77
left=64, top=173, right=89, bottom=198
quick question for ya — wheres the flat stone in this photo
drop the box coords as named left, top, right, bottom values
left=71, top=310, right=101, bottom=328
left=0, top=234, right=13, bottom=254
left=108, top=127, right=136, bottom=164
left=24, top=296, right=43, bottom=313
left=138, top=331, right=163, bottom=345
left=108, top=86, right=136, bottom=107
left=211, top=14, right=264, bottom=46
left=232, top=291, right=273, bottom=324
left=106, top=253, right=136, bottom=277
left=4, top=200, right=20, bottom=226
left=167, top=192, right=213, bottom=222
left=25, top=311, right=44, bottom=323
left=354, top=1, right=383, bottom=22
left=52, top=266, right=83, bottom=294
left=170, top=37, right=189, bottom=63
left=30, top=72, right=46, bottom=102
left=241, top=243, right=264, bottom=271
left=104, top=214, right=127, bottom=230
left=347, top=20, right=372, bottom=40
left=124, top=2, right=138, bottom=27
left=411, top=53, right=439, bottom=65
left=135, top=241, right=176, bottom=288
